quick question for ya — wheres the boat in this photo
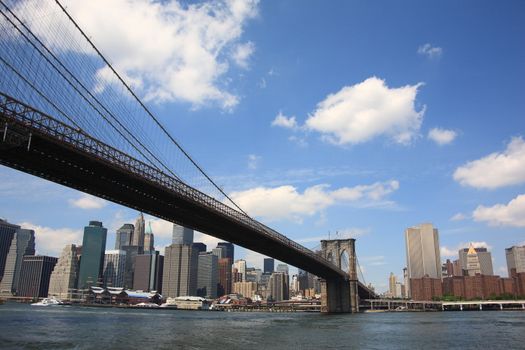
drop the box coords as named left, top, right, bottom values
left=31, top=297, right=64, bottom=306
left=134, top=302, right=159, bottom=308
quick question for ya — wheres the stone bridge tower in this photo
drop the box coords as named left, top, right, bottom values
left=320, top=238, right=359, bottom=313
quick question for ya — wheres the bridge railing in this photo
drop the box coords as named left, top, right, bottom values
left=0, top=91, right=347, bottom=278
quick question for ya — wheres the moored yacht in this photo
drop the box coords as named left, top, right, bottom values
left=31, top=297, right=64, bottom=306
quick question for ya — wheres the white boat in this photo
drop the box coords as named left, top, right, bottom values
left=31, top=297, right=64, bottom=306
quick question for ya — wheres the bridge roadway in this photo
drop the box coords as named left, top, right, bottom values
left=0, top=92, right=374, bottom=292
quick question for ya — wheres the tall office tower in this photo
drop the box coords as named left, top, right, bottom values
left=233, top=259, right=247, bottom=282
left=103, top=250, right=127, bottom=288
left=132, top=213, right=145, bottom=252
left=506, top=245, right=525, bottom=276
left=276, top=264, right=289, bottom=296
left=388, top=272, right=397, bottom=297
left=405, top=223, right=442, bottom=279
left=133, top=251, right=164, bottom=293
left=233, top=281, right=257, bottom=299
left=115, top=224, right=134, bottom=250
left=144, top=222, right=154, bottom=253
left=276, top=263, right=289, bottom=274
left=402, top=267, right=409, bottom=298
left=297, top=269, right=312, bottom=292
left=17, top=255, right=58, bottom=298
left=0, top=228, right=35, bottom=295
left=121, top=245, right=140, bottom=289
left=197, top=252, right=218, bottom=298
left=463, top=244, right=482, bottom=276
left=268, top=272, right=288, bottom=301
left=193, top=243, right=207, bottom=254
left=0, top=219, right=20, bottom=281
left=212, top=247, right=224, bottom=259
left=48, top=244, right=79, bottom=299
left=172, top=224, right=194, bottom=245
left=459, top=245, right=493, bottom=276
left=77, top=221, right=108, bottom=289
left=245, top=268, right=262, bottom=283
left=162, top=244, right=199, bottom=297
left=217, top=242, right=234, bottom=262
left=264, top=258, right=274, bottom=274
left=217, top=257, right=232, bottom=296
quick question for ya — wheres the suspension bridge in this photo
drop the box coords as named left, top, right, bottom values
left=0, top=0, right=375, bottom=312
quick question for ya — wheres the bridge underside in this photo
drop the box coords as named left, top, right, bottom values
left=1, top=102, right=346, bottom=280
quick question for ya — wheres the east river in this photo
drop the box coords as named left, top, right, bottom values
left=1, top=303, right=524, bottom=349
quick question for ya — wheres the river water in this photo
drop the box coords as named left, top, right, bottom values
left=1, top=303, right=524, bottom=349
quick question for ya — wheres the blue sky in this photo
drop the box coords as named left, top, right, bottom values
left=1, top=0, right=524, bottom=292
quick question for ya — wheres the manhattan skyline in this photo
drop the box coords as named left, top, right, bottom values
left=1, top=0, right=524, bottom=293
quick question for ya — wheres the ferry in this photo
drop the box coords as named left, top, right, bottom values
left=31, top=297, right=65, bottom=306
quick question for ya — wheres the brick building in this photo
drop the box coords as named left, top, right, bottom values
left=409, top=276, right=442, bottom=301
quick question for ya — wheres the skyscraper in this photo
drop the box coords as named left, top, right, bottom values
left=506, top=245, right=525, bottom=276
left=217, top=242, right=234, bottom=262
left=197, top=252, right=218, bottom=298
left=48, top=244, right=79, bottom=299
left=459, top=245, right=493, bottom=275
left=268, top=272, right=288, bottom=301
left=0, top=228, right=35, bottom=295
left=0, top=219, right=20, bottom=281
left=133, top=251, right=164, bottom=293
left=172, top=224, right=193, bottom=245
left=162, top=244, right=199, bottom=297
left=465, top=245, right=481, bottom=276
left=17, top=255, right=58, bottom=298
left=77, top=221, right=107, bottom=289
left=217, top=257, right=232, bottom=296
left=144, top=222, right=155, bottom=253
left=233, top=259, right=247, bottom=282
left=103, top=250, right=127, bottom=288
left=388, top=272, right=397, bottom=297
left=405, top=223, right=442, bottom=279
left=264, top=258, right=274, bottom=274
left=132, top=213, right=145, bottom=252
left=115, top=224, right=134, bottom=250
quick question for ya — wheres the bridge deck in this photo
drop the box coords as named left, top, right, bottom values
left=0, top=92, right=350, bottom=280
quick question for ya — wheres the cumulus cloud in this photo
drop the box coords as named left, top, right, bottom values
left=428, top=127, right=457, bottom=145
left=272, top=111, right=298, bottom=130
left=15, top=0, right=259, bottom=109
left=69, top=194, right=107, bottom=209
left=453, top=137, right=525, bottom=189
left=247, top=154, right=261, bottom=170
left=229, top=180, right=399, bottom=222
left=440, top=241, right=491, bottom=258
left=19, top=222, right=82, bottom=256
left=305, top=77, right=424, bottom=145
left=417, top=43, right=443, bottom=59
left=472, top=194, right=525, bottom=227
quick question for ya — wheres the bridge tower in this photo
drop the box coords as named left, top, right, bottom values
left=320, top=239, right=359, bottom=313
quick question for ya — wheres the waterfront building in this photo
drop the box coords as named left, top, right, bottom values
left=197, top=252, right=218, bottom=298
left=132, top=213, right=145, bottom=253
left=0, top=219, right=20, bottom=281
left=233, top=259, right=247, bottom=282
left=442, top=273, right=525, bottom=300
left=77, top=221, right=108, bottom=289
left=506, top=245, right=525, bottom=276
left=264, top=258, right=274, bottom=274
left=103, top=250, right=127, bottom=288
left=268, top=271, right=288, bottom=301
left=217, top=242, right=234, bottom=262
left=17, top=255, right=58, bottom=298
left=0, top=228, right=35, bottom=295
left=409, top=276, right=442, bottom=301
left=162, top=244, right=199, bottom=297
left=233, top=281, right=257, bottom=299
left=133, top=251, right=164, bottom=292
left=114, top=224, right=134, bottom=250
left=172, top=224, right=193, bottom=245
left=459, top=245, right=493, bottom=276
left=48, top=244, right=79, bottom=299
left=453, top=259, right=462, bottom=276
left=217, top=257, right=232, bottom=296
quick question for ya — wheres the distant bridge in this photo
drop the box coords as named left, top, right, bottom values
left=0, top=0, right=375, bottom=311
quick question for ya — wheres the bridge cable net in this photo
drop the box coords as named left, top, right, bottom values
left=0, top=0, right=343, bottom=272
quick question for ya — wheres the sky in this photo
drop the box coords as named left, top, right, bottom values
left=1, top=0, right=525, bottom=292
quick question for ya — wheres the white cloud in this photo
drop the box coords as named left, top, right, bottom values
left=450, top=213, right=467, bottom=221
left=19, top=222, right=82, bottom=256
left=472, top=194, right=525, bottom=227
left=247, top=154, right=261, bottom=170
left=428, top=127, right=457, bottom=145
left=305, top=77, right=424, bottom=145
left=360, top=255, right=386, bottom=266
left=232, top=41, right=255, bottom=69
left=272, top=111, right=298, bottom=130
left=453, top=137, right=525, bottom=189
left=69, top=194, right=107, bottom=209
left=15, top=0, right=259, bottom=109
left=288, top=135, right=308, bottom=148
left=417, top=43, right=443, bottom=59
left=440, top=241, right=491, bottom=258
left=229, top=180, right=399, bottom=222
